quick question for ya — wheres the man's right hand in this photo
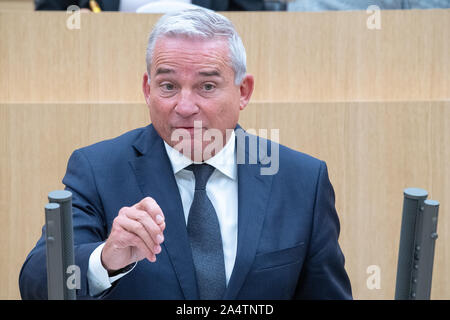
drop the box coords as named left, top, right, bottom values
left=101, top=197, right=166, bottom=274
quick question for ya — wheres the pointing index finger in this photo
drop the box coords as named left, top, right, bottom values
left=134, top=197, right=165, bottom=227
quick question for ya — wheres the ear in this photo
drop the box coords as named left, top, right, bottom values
left=142, top=72, right=151, bottom=105
left=238, top=74, right=254, bottom=111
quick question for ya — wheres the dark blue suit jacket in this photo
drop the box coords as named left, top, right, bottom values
left=19, top=124, right=352, bottom=299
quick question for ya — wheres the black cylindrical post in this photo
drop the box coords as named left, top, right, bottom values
left=395, top=188, right=428, bottom=300
left=47, top=190, right=76, bottom=300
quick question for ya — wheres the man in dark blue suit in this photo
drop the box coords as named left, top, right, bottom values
left=19, top=8, right=352, bottom=300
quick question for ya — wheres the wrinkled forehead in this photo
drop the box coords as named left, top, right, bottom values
left=151, top=33, right=231, bottom=61
left=151, top=35, right=233, bottom=68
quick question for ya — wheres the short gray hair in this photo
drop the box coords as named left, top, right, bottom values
left=146, top=8, right=247, bottom=85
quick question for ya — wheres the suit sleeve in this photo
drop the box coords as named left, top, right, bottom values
left=19, top=149, right=107, bottom=299
left=295, top=161, right=353, bottom=299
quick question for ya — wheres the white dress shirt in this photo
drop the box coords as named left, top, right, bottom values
left=87, top=132, right=238, bottom=296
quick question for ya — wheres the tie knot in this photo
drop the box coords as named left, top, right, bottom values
left=187, top=164, right=215, bottom=190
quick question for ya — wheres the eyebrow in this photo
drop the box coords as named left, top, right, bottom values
left=198, top=70, right=221, bottom=77
left=154, top=67, right=222, bottom=78
left=155, top=67, right=175, bottom=76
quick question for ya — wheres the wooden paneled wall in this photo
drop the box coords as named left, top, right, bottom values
left=0, top=9, right=449, bottom=300
left=0, top=0, right=33, bottom=12
left=0, top=10, right=449, bottom=102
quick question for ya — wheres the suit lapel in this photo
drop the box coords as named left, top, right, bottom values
left=224, top=129, right=274, bottom=299
left=129, top=125, right=198, bottom=299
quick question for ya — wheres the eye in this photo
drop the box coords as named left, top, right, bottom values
left=202, top=83, right=216, bottom=91
left=161, top=83, right=175, bottom=91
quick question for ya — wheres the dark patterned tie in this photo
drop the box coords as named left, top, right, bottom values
left=186, top=163, right=226, bottom=299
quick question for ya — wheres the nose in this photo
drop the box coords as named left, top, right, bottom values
left=174, top=89, right=199, bottom=118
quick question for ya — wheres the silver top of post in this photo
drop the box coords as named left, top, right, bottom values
left=48, top=190, right=72, bottom=202
left=424, top=199, right=439, bottom=207
left=403, top=188, right=428, bottom=199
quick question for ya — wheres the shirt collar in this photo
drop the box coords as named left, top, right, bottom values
left=163, top=130, right=237, bottom=180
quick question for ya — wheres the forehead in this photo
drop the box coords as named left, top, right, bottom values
left=151, top=36, right=232, bottom=74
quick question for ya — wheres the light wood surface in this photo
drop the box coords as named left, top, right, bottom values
left=1, top=101, right=449, bottom=300
left=0, top=10, right=449, bottom=103
left=0, top=0, right=33, bottom=12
